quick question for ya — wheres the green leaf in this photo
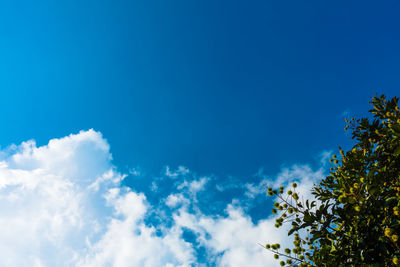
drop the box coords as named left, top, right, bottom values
left=264, top=95, right=400, bottom=265
left=304, top=213, right=313, bottom=224
left=394, top=146, right=400, bottom=156
left=385, top=196, right=397, bottom=206
left=391, top=124, right=400, bottom=135
left=288, top=228, right=296, bottom=236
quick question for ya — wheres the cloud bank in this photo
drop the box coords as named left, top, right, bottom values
left=0, top=130, right=325, bottom=267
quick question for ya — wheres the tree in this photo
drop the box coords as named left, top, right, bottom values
left=265, top=95, right=400, bottom=266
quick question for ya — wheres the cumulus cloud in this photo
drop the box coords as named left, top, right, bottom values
left=77, top=189, right=195, bottom=267
left=0, top=130, right=195, bottom=267
left=0, top=130, right=325, bottom=267
left=0, top=130, right=115, bottom=266
left=173, top=204, right=285, bottom=266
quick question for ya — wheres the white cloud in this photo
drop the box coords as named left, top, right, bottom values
left=0, top=130, right=113, bottom=266
left=173, top=204, right=282, bottom=267
left=177, top=177, right=209, bottom=194
left=245, top=165, right=324, bottom=201
left=165, top=193, right=188, bottom=208
left=0, top=130, right=325, bottom=267
left=0, top=130, right=195, bottom=267
left=165, top=166, right=189, bottom=178
left=77, top=190, right=195, bottom=267
left=171, top=164, right=325, bottom=267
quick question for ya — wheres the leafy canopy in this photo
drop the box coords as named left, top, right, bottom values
left=265, top=95, right=400, bottom=266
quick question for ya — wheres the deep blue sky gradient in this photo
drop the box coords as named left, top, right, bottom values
left=0, top=0, right=399, bottom=179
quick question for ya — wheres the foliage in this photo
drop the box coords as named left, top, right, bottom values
left=265, top=95, right=400, bottom=266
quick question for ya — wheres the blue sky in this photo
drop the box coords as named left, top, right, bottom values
left=0, top=1, right=399, bottom=266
